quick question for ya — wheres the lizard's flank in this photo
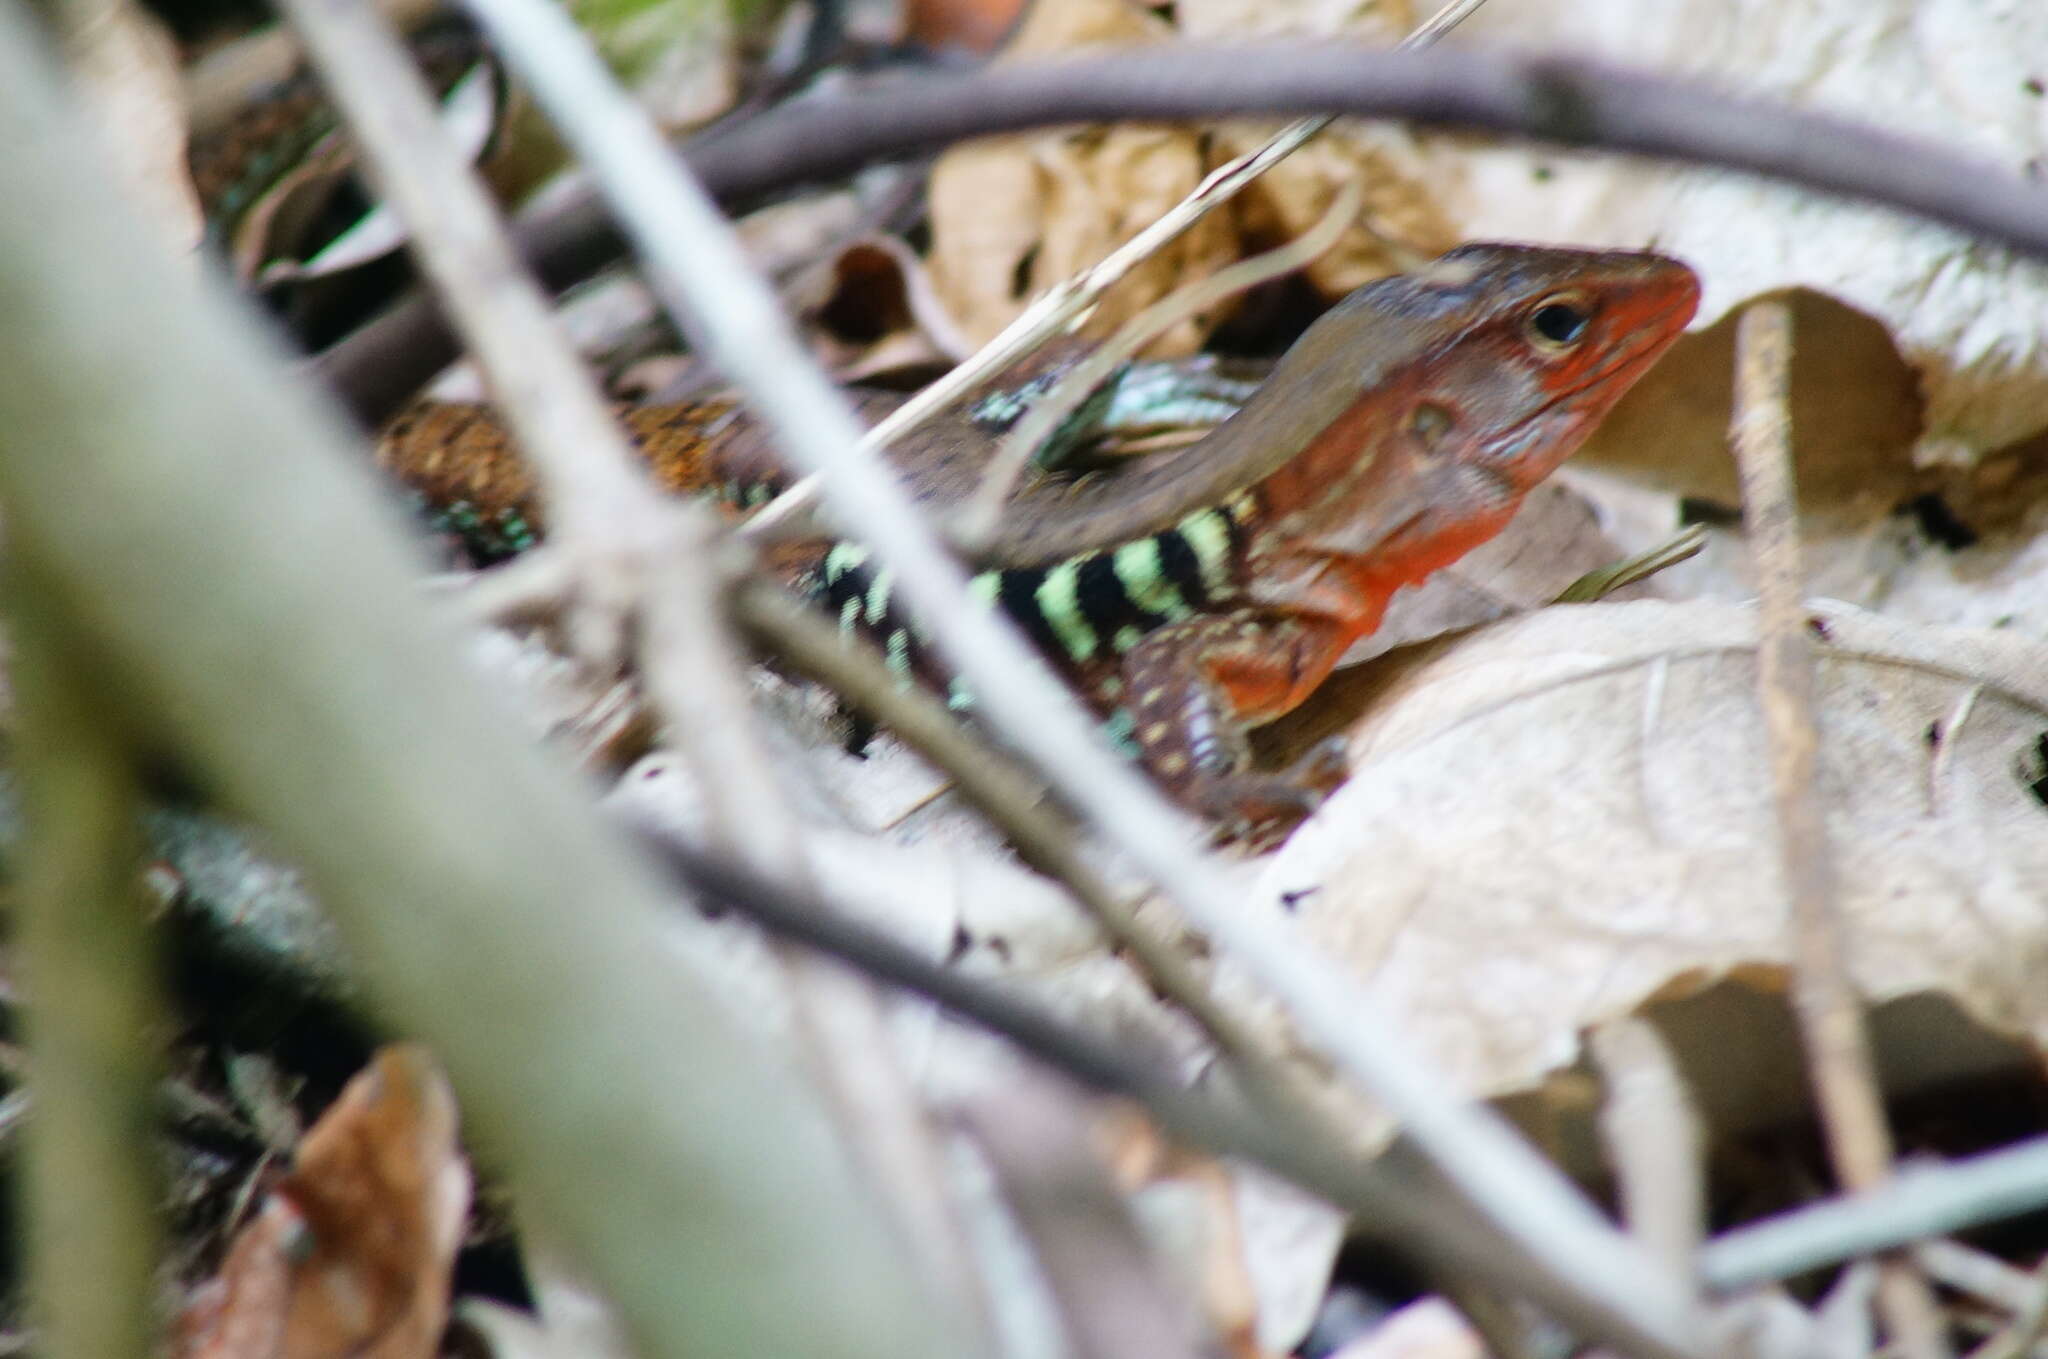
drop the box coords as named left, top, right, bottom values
left=378, top=242, right=1700, bottom=836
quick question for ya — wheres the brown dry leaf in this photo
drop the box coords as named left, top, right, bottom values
left=1174, top=0, right=1459, bottom=294
left=226, top=132, right=356, bottom=286
left=256, top=64, right=501, bottom=287
left=178, top=1044, right=471, bottom=1359
left=1217, top=131, right=1460, bottom=295
left=803, top=235, right=973, bottom=376
left=925, top=0, right=1470, bottom=345
left=923, top=0, right=1237, bottom=350
left=1252, top=600, right=2048, bottom=1142
left=1442, top=0, right=2048, bottom=468
left=1570, top=290, right=1925, bottom=521
left=1536, top=288, right=1934, bottom=614
left=1516, top=285, right=2048, bottom=638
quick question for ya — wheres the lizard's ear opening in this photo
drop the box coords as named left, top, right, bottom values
left=1407, top=401, right=1455, bottom=456
left=1525, top=292, right=1594, bottom=351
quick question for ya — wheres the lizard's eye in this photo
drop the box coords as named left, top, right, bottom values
left=1526, top=294, right=1593, bottom=350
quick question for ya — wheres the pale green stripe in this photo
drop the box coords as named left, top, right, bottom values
left=1034, top=561, right=1097, bottom=663
left=864, top=568, right=894, bottom=625
left=1112, top=537, right=1191, bottom=620
left=838, top=595, right=861, bottom=634
left=968, top=571, right=1002, bottom=606
left=824, top=541, right=869, bottom=583
left=1177, top=508, right=1235, bottom=598
left=885, top=629, right=912, bottom=677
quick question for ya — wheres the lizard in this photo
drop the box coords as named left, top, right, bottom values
left=377, top=242, right=1701, bottom=833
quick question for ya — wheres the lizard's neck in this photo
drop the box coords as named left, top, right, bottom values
left=974, top=333, right=1411, bottom=569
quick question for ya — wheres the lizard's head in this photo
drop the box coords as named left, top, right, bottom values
left=1382, top=243, right=1701, bottom=494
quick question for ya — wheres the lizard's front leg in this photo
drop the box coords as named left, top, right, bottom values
left=1118, top=609, right=1354, bottom=836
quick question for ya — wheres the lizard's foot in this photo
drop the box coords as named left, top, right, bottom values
left=1195, top=738, right=1349, bottom=849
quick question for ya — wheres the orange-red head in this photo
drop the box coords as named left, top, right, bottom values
left=1244, top=243, right=1699, bottom=617
left=1391, top=242, right=1701, bottom=490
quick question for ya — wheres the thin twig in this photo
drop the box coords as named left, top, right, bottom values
left=948, top=179, right=1364, bottom=550
left=647, top=540, right=999, bottom=1339
left=739, top=0, right=1485, bottom=544
left=732, top=580, right=1285, bottom=1080
left=959, top=1073, right=1211, bottom=1359
left=274, top=0, right=667, bottom=671
left=741, top=576, right=1403, bottom=1149
left=1702, top=1137, right=2048, bottom=1291
left=636, top=826, right=1695, bottom=1358
left=6, top=579, right=162, bottom=1359
left=1967, top=1260, right=2048, bottom=1359
left=1917, top=1242, right=2043, bottom=1315
left=315, top=43, right=2048, bottom=428
left=1731, top=301, right=1945, bottom=1356
left=1589, top=1017, right=1705, bottom=1291
left=453, top=0, right=1704, bottom=1351
left=273, top=0, right=992, bottom=1325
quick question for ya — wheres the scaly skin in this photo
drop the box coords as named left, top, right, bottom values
left=377, top=243, right=1699, bottom=834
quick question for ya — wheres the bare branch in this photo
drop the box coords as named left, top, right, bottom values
left=960, top=1073, right=1214, bottom=1359
left=1731, top=301, right=1945, bottom=1355
left=732, top=580, right=1288, bottom=1082
left=275, top=0, right=665, bottom=658
left=635, top=824, right=1686, bottom=1354
left=1701, top=1139, right=2048, bottom=1291
left=316, top=42, right=2048, bottom=428
left=1589, top=1017, right=1704, bottom=1288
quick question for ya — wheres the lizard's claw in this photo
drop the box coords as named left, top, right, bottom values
left=1198, top=737, right=1349, bottom=849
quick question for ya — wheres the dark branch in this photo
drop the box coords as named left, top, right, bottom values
left=634, top=823, right=1702, bottom=1359
left=313, top=42, right=2048, bottom=428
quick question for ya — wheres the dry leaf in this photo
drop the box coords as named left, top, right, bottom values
left=1253, top=600, right=2048, bottom=1141
left=1444, top=0, right=2048, bottom=466
left=923, top=0, right=1237, bottom=350
left=1218, top=131, right=1461, bottom=295
left=925, top=0, right=1477, bottom=346
left=1174, top=0, right=1459, bottom=294
left=1568, top=290, right=1925, bottom=521
left=177, top=1045, right=470, bottom=1359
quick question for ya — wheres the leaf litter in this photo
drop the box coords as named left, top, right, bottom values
left=151, top=0, right=2048, bottom=1351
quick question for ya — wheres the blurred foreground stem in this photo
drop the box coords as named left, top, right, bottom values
left=7, top=576, right=162, bottom=1359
